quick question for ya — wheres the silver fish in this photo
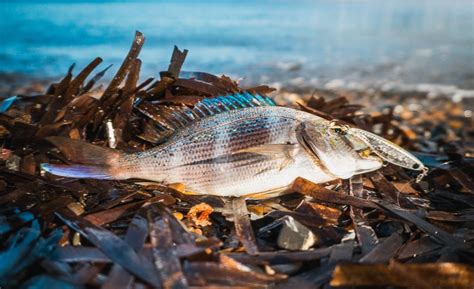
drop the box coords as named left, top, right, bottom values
left=41, top=93, right=425, bottom=197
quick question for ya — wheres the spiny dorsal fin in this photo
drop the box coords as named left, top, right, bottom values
left=136, top=92, right=276, bottom=142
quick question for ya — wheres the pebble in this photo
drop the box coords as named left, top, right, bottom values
left=277, top=216, right=317, bottom=251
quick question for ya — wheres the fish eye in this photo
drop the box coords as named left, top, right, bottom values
left=412, top=163, right=420, bottom=170
left=329, top=121, right=349, bottom=135
left=333, top=127, right=347, bottom=135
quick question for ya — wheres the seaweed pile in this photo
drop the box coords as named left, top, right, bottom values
left=0, top=32, right=473, bottom=288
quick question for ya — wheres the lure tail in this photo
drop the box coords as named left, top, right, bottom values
left=41, top=137, right=125, bottom=180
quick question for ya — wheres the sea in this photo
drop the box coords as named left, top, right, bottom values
left=1, top=0, right=473, bottom=96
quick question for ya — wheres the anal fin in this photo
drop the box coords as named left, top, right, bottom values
left=242, top=186, right=291, bottom=200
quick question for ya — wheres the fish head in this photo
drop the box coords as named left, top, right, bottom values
left=297, top=121, right=384, bottom=179
left=298, top=118, right=426, bottom=180
left=324, top=121, right=426, bottom=171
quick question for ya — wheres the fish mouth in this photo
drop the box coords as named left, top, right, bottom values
left=353, top=155, right=384, bottom=174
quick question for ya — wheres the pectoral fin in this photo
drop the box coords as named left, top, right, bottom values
left=235, top=144, right=298, bottom=167
left=235, top=144, right=296, bottom=156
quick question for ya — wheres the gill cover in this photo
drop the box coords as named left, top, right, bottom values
left=296, top=122, right=382, bottom=179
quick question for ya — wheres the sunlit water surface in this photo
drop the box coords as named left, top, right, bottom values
left=1, top=0, right=473, bottom=92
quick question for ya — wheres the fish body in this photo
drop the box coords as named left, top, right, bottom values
left=120, top=107, right=342, bottom=196
left=42, top=94, right=424, bottom=197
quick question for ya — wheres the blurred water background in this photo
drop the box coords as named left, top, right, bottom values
left=1, top=0, right=473, bottom=94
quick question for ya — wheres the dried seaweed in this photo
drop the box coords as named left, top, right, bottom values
left=231, top=198, right=259, bottom=255
left=331, top=262, right=474, bottom=289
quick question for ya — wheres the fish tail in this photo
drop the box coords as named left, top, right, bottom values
left=41, top=137, right=127, bottom=179
left=41, top=163, right=115, bottom=179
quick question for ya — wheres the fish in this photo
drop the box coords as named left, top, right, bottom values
left=41, top=93, right=425, bottom=197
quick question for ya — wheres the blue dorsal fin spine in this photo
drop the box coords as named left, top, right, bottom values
left=220, top=97, right=238, bottom=109
left=226, top=94, right=243, bottom=108
left=238, top=93, right=255, bottom=107
left=193, top=93, right=275, bottom=117
left=136, top=92, right=276, bottom=138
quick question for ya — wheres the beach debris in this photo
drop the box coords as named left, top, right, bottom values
left=277, top=216, right=317, bottom=250
left=330, top=262, right=474, bottom=289
left=232, top=197, right=259, bottom=255
left=186, top=202, right=214, bottom=227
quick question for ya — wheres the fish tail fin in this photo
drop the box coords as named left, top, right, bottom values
left=45, top=136, right=121, bottom=166
left=42, top=137, right=127, bottom=179
left=41, top=163, right=115, bottom=179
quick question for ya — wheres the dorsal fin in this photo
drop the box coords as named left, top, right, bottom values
left=135, top=92, right=276, bottom=142
left=193, top=92, right=276, bottom=117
